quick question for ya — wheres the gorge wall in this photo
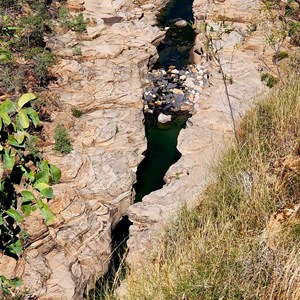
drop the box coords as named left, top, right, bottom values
left=0, top=0, right=168, bottom=299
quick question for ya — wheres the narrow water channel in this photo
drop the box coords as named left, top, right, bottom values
left=134, top=0, right=195, bottom=201
left=133, top=113, right=190, bottom=202
left=91, top=0, right=195, bottom=298
left=154, top=0, right=195, bottom=68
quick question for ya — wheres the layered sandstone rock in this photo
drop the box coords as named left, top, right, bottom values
left=1, top=1, right=166, bottom=299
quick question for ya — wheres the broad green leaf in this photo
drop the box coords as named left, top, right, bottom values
left=35, top=170, right=50, bottom=184
left=14, top=131, right=25, bottom=144
left=21, top=203, right=32, bottom=216
left=27, top=169, right=35, bottom=182
left=8, top=134, right=21, bottom=147
left=21, top=190, right=35, bottom=201
left=37, top=200, right=55, bottom=225
left=17, top=93, right=36, bottom=109
left=0, top=216, right=3, bottom=225
left=50, top=164, right=61, bottom=183
left=3, top=148, right=15, bottom=170
left=0, top=100, right=15, bottom=113
left=0, top=110, right=11, bottom=125
left=40, top=187, right=54, bottom=199
left=12, top=278, right=22, bottom=287
left=25, top=107, right=39, bottom=127
left=8, top=240, right=22, bottom=256
left=0, top=144, right=3, bottom=151
left=21, top=166, right=35, bottom=182
left=6, top=208, right=23, bottom=223
left=23, top=130, right=30, bottom=139
left=38, top=160, right=50, bottom=172
left=34, top=182, right=49, bottom=192
left=18, top=109, right=30, bottom=129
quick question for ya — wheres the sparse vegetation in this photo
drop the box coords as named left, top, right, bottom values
left=71, top=106, right=82, bottom=117
left=72, top=45, right=82, bottom=56
left=261, top=72, right=279, bottom=88
left=53, top=124, right=72, bottom=154
left=58, top=6, right=87, bottom=33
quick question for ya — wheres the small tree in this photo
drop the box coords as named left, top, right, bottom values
left=0, top=93, right=61, bottom=259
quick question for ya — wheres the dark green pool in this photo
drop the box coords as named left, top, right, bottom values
left=133, top=113, right=190, bottom=202
left=154, top=0, right=195, bottom=68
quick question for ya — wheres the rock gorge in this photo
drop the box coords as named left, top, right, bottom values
left=127, top=0, right=270, bottom=266
left=0, top=0, right=288, bottom=298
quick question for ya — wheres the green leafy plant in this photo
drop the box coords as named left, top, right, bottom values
left=0, top=276, right=22, bottom=297
left=0, top=93, right=61, bottom=258
left=71, top=106, right=82, bottom=117
left=0, top=47, right=12, bottom=61
left=58, top=6, right=87, bottom=33
left=0, top=15, right=19, bottom=38
left=70, top=13, right=87, bottom=32
left=261, top=72, right=279, bottom=88
left=58, top=5, right=69, bottom=28
left=53, top=124, right=72, bottom=154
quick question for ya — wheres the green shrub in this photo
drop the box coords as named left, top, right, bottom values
left=0, top=93, right=61, bottom=265
left=25, top=47, right=54, bottom=85
left=33, top=49, right=54, bottom=84
left=71, top=106, right=82, bottom=117
left=58, top=7, right=87, bottom=33
left=72, top=46, right=82, bottom=56
left=53, top=124, right=72, bottom=154
left=70, top=13, right=86, bottom=32
left=261, top=72, right=279, bottom=88
left=58, top=5, right=69, bottom=28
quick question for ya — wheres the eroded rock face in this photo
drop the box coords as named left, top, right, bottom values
left=0, top=1, right=167, bottom=299
left=126, top=0, right=273, bottom=267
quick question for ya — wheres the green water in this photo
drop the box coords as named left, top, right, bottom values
left=133, top=113, right=190, bottom=202
left=133, top=0, right=194, bottom=201
left=154, top=0, right=195, bottom=68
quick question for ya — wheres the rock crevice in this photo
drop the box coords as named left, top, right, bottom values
left=126, top=0, right=271, bottom=266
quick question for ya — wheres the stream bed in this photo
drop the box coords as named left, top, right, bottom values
left=92, top=0, right=195, bottom=297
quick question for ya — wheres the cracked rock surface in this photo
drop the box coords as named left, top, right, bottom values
left=0, top=0, right=167, bottom=299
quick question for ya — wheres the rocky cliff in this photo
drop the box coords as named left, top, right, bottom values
left=0, top=0, right=167, bottom=299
